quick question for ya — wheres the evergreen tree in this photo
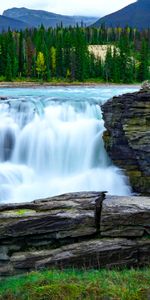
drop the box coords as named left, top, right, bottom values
left=26, top=36, right=34, bottom=77
left=5, top=54, right=12, bottom=81
left=75, top=27, right=89, bottom=81
left=50, top=46, right=56, bottom=77
left=36, top=52, right=46, bottom=79
left=111, top=47, right=121, bottom=82
left=138, top=39, right=149, bottom=81
left=103, top=47, right=113, bottom=82
left=18, top=31, right=24, bottom=77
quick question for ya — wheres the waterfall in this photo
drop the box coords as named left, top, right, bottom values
left=0, top=87, right=136, bottom=203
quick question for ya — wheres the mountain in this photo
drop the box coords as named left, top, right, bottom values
left=0, top=15, right=28, bottom=31
left=93, top=0, right=150, bottom=29
left=3, top=7, right=98, bottom=28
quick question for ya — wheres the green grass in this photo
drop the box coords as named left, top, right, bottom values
left=0, top=268, right=150, bottom=300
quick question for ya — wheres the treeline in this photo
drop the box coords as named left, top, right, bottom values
left=0, top=25, right=150, bottom=83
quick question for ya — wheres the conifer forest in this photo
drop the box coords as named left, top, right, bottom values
left=0, top=25, right=150, bottom=83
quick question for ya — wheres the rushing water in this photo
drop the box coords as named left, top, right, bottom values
left=0, top=86, right=139, bottom=203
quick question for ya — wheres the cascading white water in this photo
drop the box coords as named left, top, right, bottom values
left=0, top=87, right=138, bottom=203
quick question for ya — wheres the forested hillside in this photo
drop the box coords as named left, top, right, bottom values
left=0, top=25, right=150, bottom=83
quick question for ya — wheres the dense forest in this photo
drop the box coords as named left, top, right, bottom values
left=0, top=25, right=150, bottom=83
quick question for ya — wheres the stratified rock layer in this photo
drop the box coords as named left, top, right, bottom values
left=0, top=192, right=149, bottom=277
left=101, top=90, right=150, bottom=195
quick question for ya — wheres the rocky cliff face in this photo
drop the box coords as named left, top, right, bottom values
left=0, top=192, right=150, bottom=277
left=101, top=89, right=150, bottom=195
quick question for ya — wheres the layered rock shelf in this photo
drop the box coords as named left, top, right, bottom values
left=102, top=90, right=150, bottom=195
left=0, top=192, right=150, bottom=277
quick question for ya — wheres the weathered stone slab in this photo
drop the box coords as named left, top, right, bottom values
left=7, top=238, right=150, bottom=274
left=0, top=192, right=104, bottom=240
left=100, top=196, right=150, bottom=237
left=9, top=239, right=138, bottom=272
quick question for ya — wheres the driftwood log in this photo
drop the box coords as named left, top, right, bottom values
left=0, top=192, right=150, bottom=277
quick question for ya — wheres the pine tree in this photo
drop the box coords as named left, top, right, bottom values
left=75, top=28, right=89, bottom=81
left=36, top=52, right=46, bottom=79
left=5, top=54, right=12, bottom=81
left=138, top=39, right=149, bottom=81
left=26, top=36, right=34, bottom=77
left=56, top=43, right=64, bottom=78
left=18, top=31, right=24, bottom=77
left=50, top=46, right=56, bottom=77
left=103, top=47, right=113, bottom=82
left=112, top=47, right=121, bottom=82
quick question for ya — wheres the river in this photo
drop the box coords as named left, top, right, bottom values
left=0, top=86, right=138, bottom=203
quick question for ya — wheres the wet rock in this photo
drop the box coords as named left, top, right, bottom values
left=3, top=128, right=16, bottom=160
left=0, top=96, right=8, bottom=100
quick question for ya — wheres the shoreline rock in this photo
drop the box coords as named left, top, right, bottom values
left=101, top=90, right=150, bottom=195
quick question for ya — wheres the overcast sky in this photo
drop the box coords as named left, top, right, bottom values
left=0, top=0, right=136, bottom=17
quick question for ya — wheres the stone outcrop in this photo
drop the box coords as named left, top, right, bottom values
left=0, top=192, right=149, bottom=277
left=100, top=196, right=150, bottom=237
left=0, top=96, right=8, bottom=100
left=101, top=90, right=150, bottom=195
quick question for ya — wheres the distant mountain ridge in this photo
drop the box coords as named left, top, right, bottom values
left=2, top=7, right=98, bottom=30
left=93, top=0, right=150, bottom=29
left=0, top=15, right=28, bottom=31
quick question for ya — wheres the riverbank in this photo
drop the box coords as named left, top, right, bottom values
left=0, top=81, right=141, bottom=89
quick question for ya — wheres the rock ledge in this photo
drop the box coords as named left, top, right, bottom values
left=0, top=192, right=149, bottom=277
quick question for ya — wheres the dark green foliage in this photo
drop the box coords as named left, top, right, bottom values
left=18, top=31, right=25, bottom=77
left=0, top=25, right=150, bottom=82
left=5, top=53, right=12, bottom=81
left=138, top=39, right=150, bottom=81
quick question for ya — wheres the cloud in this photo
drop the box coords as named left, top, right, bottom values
left=1, top=0, right=136, bottom=16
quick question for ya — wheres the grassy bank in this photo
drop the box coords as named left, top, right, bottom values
left=0, top=268, right=150, bottom=300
